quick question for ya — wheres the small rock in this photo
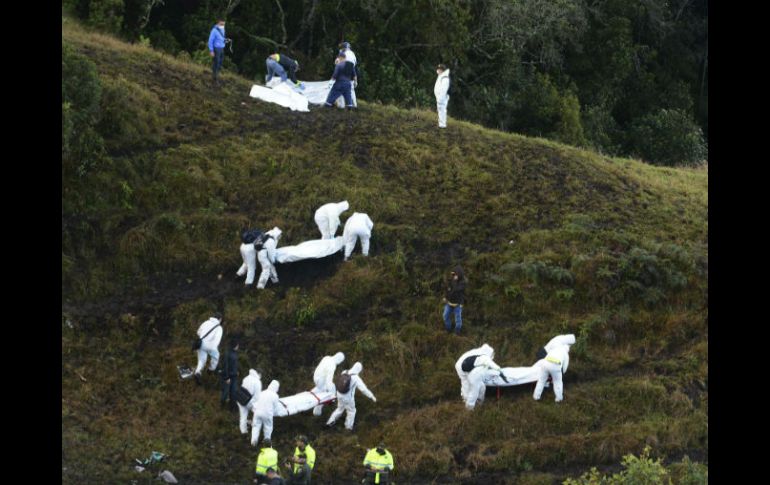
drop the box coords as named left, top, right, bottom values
left=135, top=466, right=145, bottom=473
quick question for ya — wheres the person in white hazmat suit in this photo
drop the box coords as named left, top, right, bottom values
left=533, top=335, right=575, bottom=402
left=326, top=362, right=377, bottom=430
left=455, top=344, right=495, bottom=400
left=314, top=201, right=349, bottom=239
left=536, top=334, right=576, bottom=389
left=464, top=354, right=507, bottom=410
left=257, top=227, right=282, bottom=289
left=434, top=64, right=451, bottom=128
left=312, top=352, right=345, bottom=416
left=251, top=380, right=281, bottom=446
left=238, top=369, right=262, bottom=435
left=343, top=212, right=374, bottom=261
left=235, top=241, right=257, bottom=286
left=194, top=314, right=224, bottom=380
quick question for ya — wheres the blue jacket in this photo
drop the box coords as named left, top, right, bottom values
left=208, top=25, right=226, bottom=51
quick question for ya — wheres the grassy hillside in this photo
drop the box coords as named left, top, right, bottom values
left=62, top=19, right=708, bottom=484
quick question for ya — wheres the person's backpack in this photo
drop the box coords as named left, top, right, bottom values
left=242, top=229, right=264, bottom=245
left=461, top=355, right=479, bottom=373
left=234, top=386, right=253, bottom=406
left=335, top=372, right=352, bottom=394
left=191, top=320, right=222, bottom=351
left=446, top=77, right=454, bottom=96
left=253, top=233, right=273, bottom=251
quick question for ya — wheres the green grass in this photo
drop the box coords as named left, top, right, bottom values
left=62, top=19, right=707, bottom=484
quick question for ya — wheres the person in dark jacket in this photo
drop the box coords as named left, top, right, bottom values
left=221, top=337, right=239, bottom=409
left=442, top=266, right=465, bottom=334
left=268, top=53, right=300, bottom=85
left=284, top=453, right=311, bottom=485
left=264, top=467, right=285, bottom=485
left=324, top=53, right=356, bottom=109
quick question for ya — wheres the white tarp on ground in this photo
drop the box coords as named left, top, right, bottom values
left=482, top=366, right=542, bottom=387
left=257, top=78, right=348, bottom=108
left=275, top=389, right=336, bottom=417
left=249, top=82, right=309, bottom=112
left=275, top=237, right=345, bottom=263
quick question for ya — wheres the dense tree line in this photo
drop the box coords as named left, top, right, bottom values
left=63, top=0, right=708, bottom=166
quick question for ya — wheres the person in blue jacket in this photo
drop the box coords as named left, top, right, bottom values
left=208, top=19, right=227, bottom=84
left=324, top=53, right=357, bottom=110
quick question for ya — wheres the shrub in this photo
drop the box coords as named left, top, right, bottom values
left=62, top=43, right=105, bottom=177
left=627, top=109, right=708, bottom=166
left=97, top=75, right=164, bottom=151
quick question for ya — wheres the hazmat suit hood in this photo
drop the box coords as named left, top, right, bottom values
left=266, top=227, right=282, bottom=241
left=337, top=201, right=350, bottom=214
left=348, top=362, right=363, bottom=375
left=563, top=334, right=576, bottom=346
left=249, top=369, right=261, bottom=379
left=333, top=352, right=345, bottom=365
left=267, top=380, right=279, bottom=393
left=479, top=343, right=494, bottom=359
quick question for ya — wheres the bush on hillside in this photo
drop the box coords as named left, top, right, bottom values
left=97, top=75, right=165, bottom=151
left=627, top=109, right=708, bottom=166
left=62, top=43, right=105, bottom=177
left=563, top=446, right=707, bottom=484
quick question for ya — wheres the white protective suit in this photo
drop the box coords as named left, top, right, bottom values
left=326, top=362, right=376, bottom=430
left=251, top=380, right=281, bottom=445
left=455, top=344, right=495, bottom=400
left=257, top=227, right=282, bottom=289
left=343, top=212, right=374, bottom=260
left=534, top=336, right=575, bottom=402
left=434, top=69, right=450, bottom=128
left=312, top=352, right=345, bottom=416
left=464, top=355, right=503, bottom=410
left=238, top=369, right=262, bottom=434
left=194, top=317, right=223, bottom=375
left=236, top=243, right=257, bottom=285
left=314, top=201, right=350, bottom=239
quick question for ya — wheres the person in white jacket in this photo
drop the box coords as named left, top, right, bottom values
left=236, top=230, right=261, bottom=286
left=314, top=201, right=349, bottom=239
left=257, top=227, right=283, bottom=289
left=342, top=212, right=374, bottom=261
left=251, top=380, right=281, bottom=446
left=193, top=314, right=224, bottom=382
left=434, top=64, right=450, bottom=128
left=463, top=353, right=505, bottom=410
left=312, top=352, right=345, bottom=416
left=533, top=337, right=574, bottom=402
left=326, top=362, right=377, bottom=430
left=455, top=343, right=495, bottom=400
left=238, top=369, right=262, bottom=435
left=537, top=334, right=576, bottom=388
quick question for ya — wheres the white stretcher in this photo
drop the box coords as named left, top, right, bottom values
left=275, top=388, right=336, bottom=417
left=482, top=366, right=542, bottom=387
left=274, top=237, right=345, bottom=264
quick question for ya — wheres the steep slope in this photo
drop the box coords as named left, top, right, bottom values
left=62, top=20, right=707, bottom=484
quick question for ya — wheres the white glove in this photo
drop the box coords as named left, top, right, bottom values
left=372, top=396, right=377, bottom=402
